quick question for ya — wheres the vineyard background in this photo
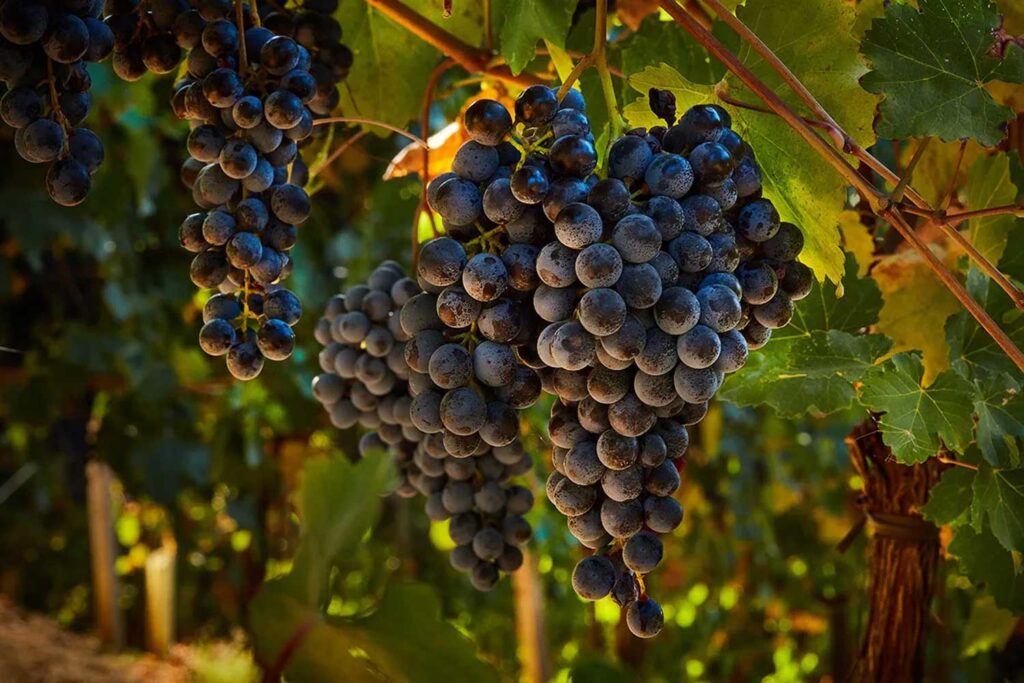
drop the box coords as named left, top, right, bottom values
left=1, top=0, right=1023, bottom=682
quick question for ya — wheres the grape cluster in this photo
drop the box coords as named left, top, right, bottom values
left=0, top=0, right=114, bottom=205
left=524, top=99, right=807, bottom=637
left=175, top=17, right=329, bottom=379
left=312, top=260, right=537, bottom=591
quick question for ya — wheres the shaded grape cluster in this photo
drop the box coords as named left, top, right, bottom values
left=0, top=0, right=114, bottom=204
left=531, top=100, right=807, bottom=637
left=312, top=260, right=537, bottom=591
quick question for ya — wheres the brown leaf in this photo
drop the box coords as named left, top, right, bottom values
left=384, top=89, right=517, bottom=181
left=616, top=0, right=661, bottom=31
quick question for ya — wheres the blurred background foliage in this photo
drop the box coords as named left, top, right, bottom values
left=0, top=1, right=1022, bottom=682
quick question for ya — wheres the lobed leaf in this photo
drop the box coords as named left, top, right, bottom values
left=861, top=0, right=1024, bottom=146
left=859, top=353, right=975, bottom=464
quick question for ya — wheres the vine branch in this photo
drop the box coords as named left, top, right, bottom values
left=311, top=116, right=429, bottom=148
left=699, top=0, right=1024, bottom=312
left=364, top=0, right=543, bottom=88
left=656, top=0, right=1024, bottom=371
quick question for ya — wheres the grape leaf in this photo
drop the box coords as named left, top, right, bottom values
left=949, top=524, right=1024, bottom=613
left=252, top=584, right=498, bottom=683
left=838, top=209, right=874, bottom=277
left=973, top=463, right=1024, bottom=551
left=259, top=454, right=395, bottom=606
left=946, top=268, right=1024, bottom=381
left=250, top=456, right=493, bottom=682
left=973, top=374, right=1024, bottom=468
left=620, top=16, right=727, bottom=88
left=961, top=596, right=1019, bottom=656
left=337, top=0, right=482, bottom=129
left=967, top=153, right=1020, bottom=264
left=898, top=139, right=981, bottom=206
left=873, top=251, right=961, bottom=385
left=861, top=0, right=1024, bottom=146
left=921, top=466, right=976, bottom=525
left=777, top=255, right=884, bottom=342
left=721, top=257, right=889, bottom=416
left=497, top=0, right=578, bottom=75
left=859, top=353, right=975, bottom=464
left=718, top=330, right=891, bottom=417
left=732, top=0, right=878, bottom=148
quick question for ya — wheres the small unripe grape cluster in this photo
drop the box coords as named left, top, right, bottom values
left=0, top=0, right=115, bottom=204
left=313, top=261, right=537, bottom=591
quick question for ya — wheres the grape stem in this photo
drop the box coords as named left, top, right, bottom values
left=889, top=138, right=930, bottom=204
left=242, top=269, right=251, bottom=332
left=414, top=58, right=458, bottom=267
left=308, top=129, right=369, bottom=181
left=235, top=0, right=249, bottom=78
left=656, top=0, right=1024, bottom=370
left=363, top=0, right=544, bottom=87
left=311, top=116, right=430, bottom=148
left=554, top=0, right=624, bottom=143
left=45, top=59, right=71, bottom=153
left=936, top=455, right=979, bottom=471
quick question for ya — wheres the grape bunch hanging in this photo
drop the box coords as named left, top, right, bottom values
left=167, top=1, right=349, bottom=380
left=312, top=262, right=538, bottom=591
left=0, top=0, right=114, bottom=205
left=416, top=86, right=806, bottom=637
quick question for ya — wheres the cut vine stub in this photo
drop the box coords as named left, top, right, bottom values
left=648, top=88, right=677, bottom=126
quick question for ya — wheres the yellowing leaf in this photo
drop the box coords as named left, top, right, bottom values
left=898, top=139, right=981, bottom=207
left=873, top=250, right=961, bottom=385
left=838, top=210, right=874, bottom=276
left=615, top=0, right=661, bottom=30
left=967, top=153, right=1018, bottom=264
left=732, top=0, right=878, bottom=149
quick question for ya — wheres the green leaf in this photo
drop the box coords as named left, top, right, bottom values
left=947, top=268, right=1024, bottom=381
left=778, top=255, right=884, bottom=342
left=274, top=454, right=395, bottom=605
left=497, top=0, right=578, bottom=75
left=251, top=456, right=491, bottom=682
left=973, top=374, right=1024, bottom=468
left=859, top=353, right=975, bottom=464
left=921, top=466, right=976, bottom=525
left=719, top=330, right=891, bottom=418
left=721, top=257, right=889, bottom=417
left=620, top=16, right=727, bottom=88
left=961, top=595, right=1018, bottom=656
left=337, top=0, right=481, bottom=129
left=967, top=153, right=1020, bottom=264
left=973, top=463, right=1024, bottom=552
left=252, top=584, right=498, bottom=683
left=949, top=524, right=1024, bottom=613
left=861, top=0, right=1024, bottom=145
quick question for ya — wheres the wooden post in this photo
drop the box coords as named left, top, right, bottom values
left=846, top=419, right=946, bottom=683
left=512, top=549, right=550, bottom=683
left=145, top=539, right=177, bottom=656
left=86, top=461, right=123, bottom=649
